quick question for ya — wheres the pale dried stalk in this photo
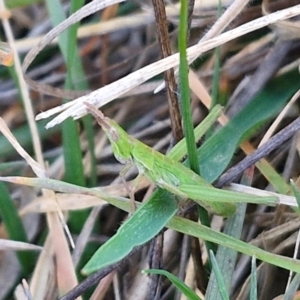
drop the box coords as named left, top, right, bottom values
left=0, top=0, right=43, bottom=165
left=15, top=12, right=154, bottom=53
left=0, top=239, right=43, bottom=251
left=22, top=0, right=126, bottom=72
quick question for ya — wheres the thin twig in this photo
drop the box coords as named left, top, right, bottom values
left=152, top=0, right=183, bottom=142
left=60, top=243, right=148, bottom=300
left=216, top=117, right=300, bottom=187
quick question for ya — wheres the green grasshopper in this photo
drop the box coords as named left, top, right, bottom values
left=85, top=103, right=276, bottom=217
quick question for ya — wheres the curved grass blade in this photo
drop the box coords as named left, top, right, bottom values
left=143, top=269, right=201, bottom=300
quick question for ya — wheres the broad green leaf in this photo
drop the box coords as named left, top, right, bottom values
left=199, top=70, right=300, bottom=182
left=82, top=190, right=177, bottom=275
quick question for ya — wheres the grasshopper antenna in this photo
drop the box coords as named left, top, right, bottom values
left=84, top=102, right=110, bottom=131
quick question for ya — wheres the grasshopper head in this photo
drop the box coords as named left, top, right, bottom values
left=103, top=118, right=132, bottom=164
left=85, top=102, right=134, bottom=164
left=105, top=118, right=134, bottom=164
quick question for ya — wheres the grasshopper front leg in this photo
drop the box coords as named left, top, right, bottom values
left=119, top=163, right=137, bottom=213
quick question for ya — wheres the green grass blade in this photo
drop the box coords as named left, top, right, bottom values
left=46, top=0, right=86, bottom=188
left=178, top=0, right=199, bottom=174
left=5, top=0, right=42, bottom=9
left=169, top=216, right=300, bottom=274
left=208, top=250, right=230, bottom=300
left=0, top=182, right=36, bottom=275
left=250, top=256, right=257, bottom=300
left=210, top=0, right=222, bottom=110
left=178, top=0, right=212, bottom=243
left=291, top=179, right=300, bottom=209
left=211, top=44, right=221, bottom=109
left=206, top=204, right=247, bottom=299
left=46, top=0, right=96, bottom=232
left=283, top=273, right=300, bottom=300
left=0, top=120, right=59, bottom=158
left=143, top=269, right=201, bottom=300
left=0, top=161, right=26, bottom=172
left=169, top=105, right=222, bottom=161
